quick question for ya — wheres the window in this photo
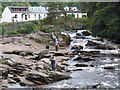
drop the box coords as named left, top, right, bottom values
left=34, top=14, right=36, bottom=18
left=14, top=15, right=17, bottom=18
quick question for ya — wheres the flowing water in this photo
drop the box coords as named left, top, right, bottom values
left=41, top=30, right=120, bottom=89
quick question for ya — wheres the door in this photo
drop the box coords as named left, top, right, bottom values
left=39, top=14, right=40, bottom=20
left=25, top=15, right=27, bottom=20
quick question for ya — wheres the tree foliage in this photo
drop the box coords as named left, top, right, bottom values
left=87, top=2, right=120, bottom=43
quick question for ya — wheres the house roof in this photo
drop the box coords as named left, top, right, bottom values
left=29, top=7, right=48, bottom=13
left=7, top=6, right=48, bottom=13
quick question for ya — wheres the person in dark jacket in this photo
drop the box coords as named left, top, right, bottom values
left=46, top=45, right=49, bottom=50
left=50, top=55, right=56, bottom=71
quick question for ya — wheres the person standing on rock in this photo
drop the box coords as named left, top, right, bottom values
left=55, top=39, right=59, bottom=51
left=50, top=55, right=56, bottom=71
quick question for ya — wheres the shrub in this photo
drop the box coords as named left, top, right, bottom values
left=41, top=26, right=50, bottom=33
left=17, top=23, right=35, bottom=34
left=4, top=30, right=19, bottom=35
left=25, top=73, right=29, bottom=78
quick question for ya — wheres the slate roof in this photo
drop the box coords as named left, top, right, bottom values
left=7, top=6, right=48, bottom=13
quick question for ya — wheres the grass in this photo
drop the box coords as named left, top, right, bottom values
left=2, top=60, right=10, bottom=66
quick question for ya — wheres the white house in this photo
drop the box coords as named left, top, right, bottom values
left=2, top=6, right=48, bottom=23
left=64, top=6, right=87, bottom=18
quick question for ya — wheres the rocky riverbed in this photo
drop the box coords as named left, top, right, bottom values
left=40, top=30, right=120, bottom=89
left=0, top=31, right=72, bottom=89
left=0, top=30, right=120, bottom=89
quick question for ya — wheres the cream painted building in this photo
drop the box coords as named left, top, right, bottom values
left=2, top=6, right=48, bottom=23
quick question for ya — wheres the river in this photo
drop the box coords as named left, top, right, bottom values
left=8, top=30, right=120, bottom=89
left=40, top=30, right=120, bottom=89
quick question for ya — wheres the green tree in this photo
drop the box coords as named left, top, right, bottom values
left=45, top=2, right=66, bottom=25
left=88, top=2, right=120, bottom=43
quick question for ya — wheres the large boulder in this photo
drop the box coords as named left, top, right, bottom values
left=26, top=72, right=52, bottom=84
left=48, top=71, right=71, bottom=81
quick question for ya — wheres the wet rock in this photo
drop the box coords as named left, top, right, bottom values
left=86, top=41, right=99, bottom=46
left=103, top=66, right=115, bottom=70
left=74, top=56, right=82, bottom=60
left=48, top=71, right=71, bottom=81
left=74, top=36, right=86, bottom=39
left=94, top=45, right=107, bottom=49
left=82, top=57, right=96, bottom=62
left=82, top=31, right=91, bottom=36
left=76, top=33, right=81, bottom=36
left=75, top=64, right=88, bottom=67
left=85, top=83, right=101, bottom=89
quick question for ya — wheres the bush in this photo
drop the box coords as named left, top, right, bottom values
left=34, top=20, right=40, bottom=25
left=0, top=24, right=6, bottom=35
left=4, top=30, right=19, bottom=35
left=17, top=22, right=35, bottom=34
left=41, top=26, right=50, bottom=33
left=25, top=73, right=29, bottom=78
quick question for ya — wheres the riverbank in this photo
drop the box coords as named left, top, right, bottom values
left=0, top=31, right=72, bottom=89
